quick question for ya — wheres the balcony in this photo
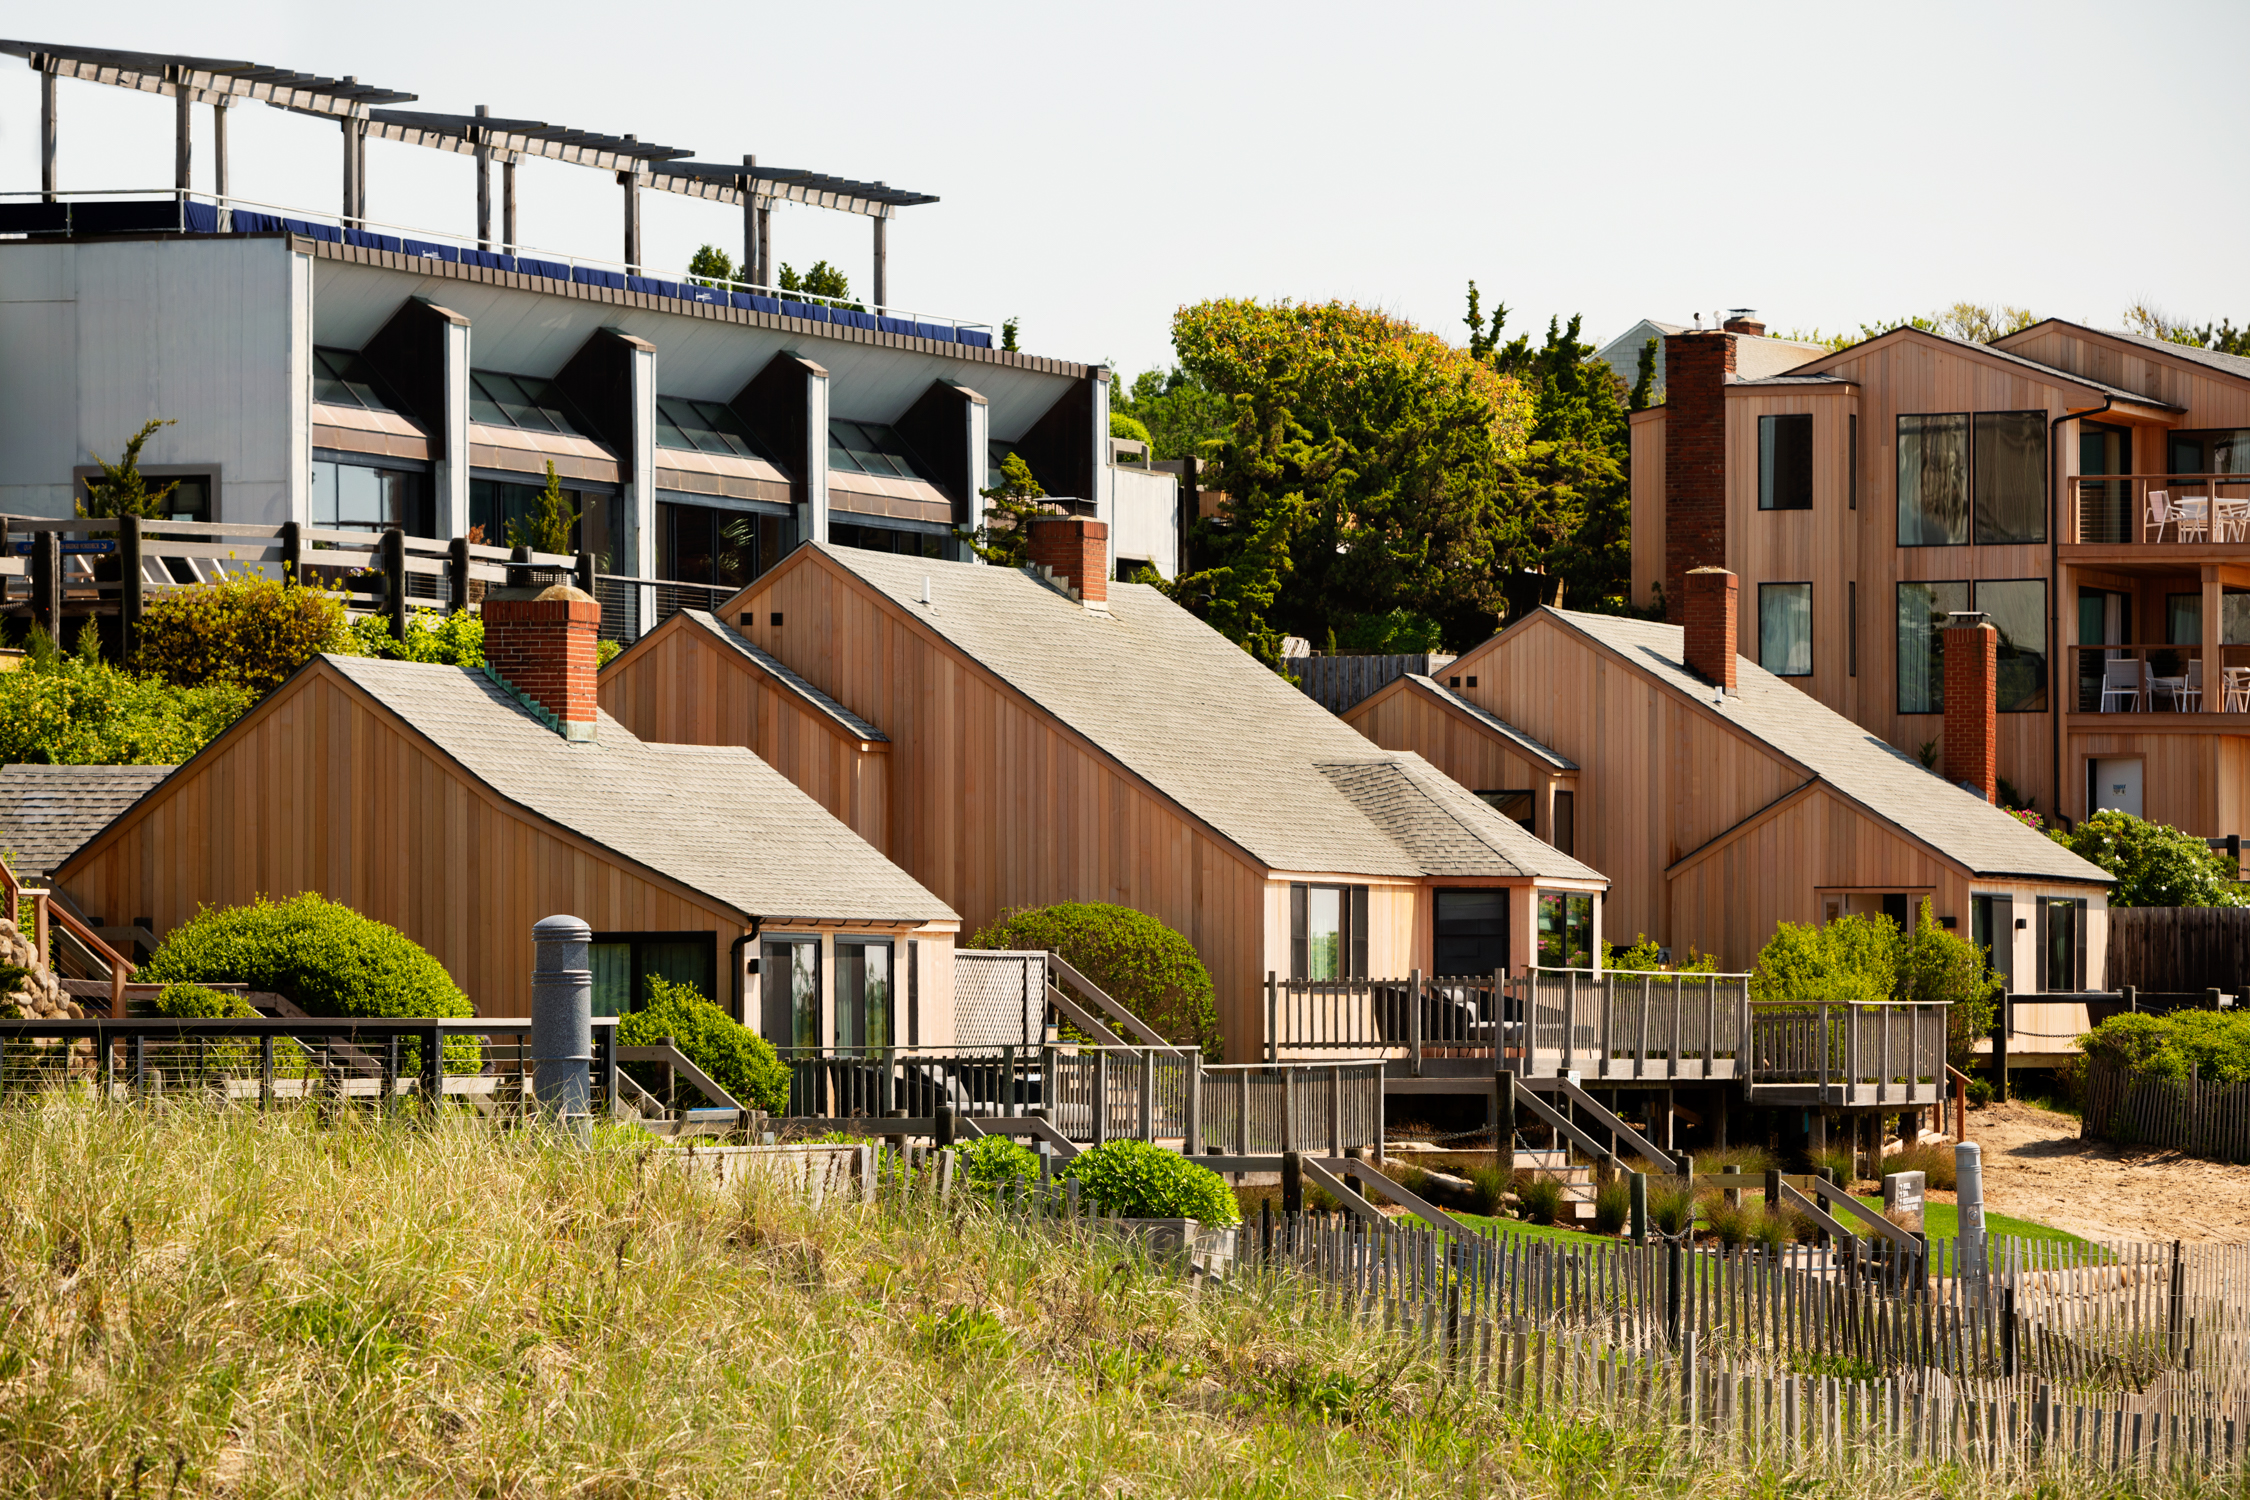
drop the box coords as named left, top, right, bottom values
left=2066, top=644, right=2250, bottom=723
left=2066, top=473, right=2250, bottom=553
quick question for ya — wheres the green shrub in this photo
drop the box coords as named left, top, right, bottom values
left=615, top=977, right=788, bottom=1115
left=1695, top=1144, right=1777, bottom=1175
left=153, top=982, right=311, bottom=1077
left=134, top=574, right=352, bottom=695
left=142, top=894, right=470, bottom=1022
left=348, top=608, right=484, bottom=667
left=1060, top=1139, right=1240, bottom=1225
left=957, top=1134, right=1040, bottom=1190
left=968, top=902, right=1221, bottom=1057
left=1804, top=1144, right=1854, bottom=1182
left=1703, top=1191, right=1752, bottom=1248
left=1647, top=1179, right=1696, bottom=1236
left=1965, top=1075, right=1994, bottom=1107
left=1601, top=933, right=1719, bottom=973
left=1512, top=1172, right=1563, bottom=1226
left=1592, top=1175, right=1631, bottom=1235
left=0, top=623, right=251, bottom=765
left=1883, top=1141, right=1956, bottom=1192
left=2048, top=809, right=2245, bottom=908
left=1750, top=1203, right=1794, bottom=1251
left=2081, top=1008, right=2250, bottom=1085
left=1751, top=899, right=1996, bottom=1070
left=1464, top=1163, right=1510, bottom=1216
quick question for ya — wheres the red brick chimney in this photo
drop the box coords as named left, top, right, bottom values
left=481, top=584, right=601, bottom=741
left=1682, top=567, right=1738, bottom=695
left=1721, top=313, right=1766, bottom=336
left=1663, top=329, right=1737, bottom=619
left=1943, top=612, right=1998, bottom=803
left=1027, top=516, right=1108, bottom=608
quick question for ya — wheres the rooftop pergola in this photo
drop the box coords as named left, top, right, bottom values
left=4, top=39, right=940, bottom=304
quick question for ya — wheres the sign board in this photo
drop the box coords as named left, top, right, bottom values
left=1882, top=1169, right=1926, bottom=1232
left=11, top=539, right=115, bottom=556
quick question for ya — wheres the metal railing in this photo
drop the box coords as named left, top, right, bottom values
left=2068, top=472, right=2250, bottom=546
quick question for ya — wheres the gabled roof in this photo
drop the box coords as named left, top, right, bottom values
left=1476, top=609, right=2110, bottom=886
left=314, top=656, right=949, bottom=926
left=0, top=764, right=175, bottom=881
left=663, top=610, right=887, bottom=743
left=798, top=545, right=1604, bottom=883
left=1593, top=318, right=1828, bottom=387
left=1794, top=325, right=2183, bottom=411
left=1391, top=674, right=1577, bottom=771
left=1994, top=318, right=2250, bottom=387
left=1317, top=759, right=1603, bottom=881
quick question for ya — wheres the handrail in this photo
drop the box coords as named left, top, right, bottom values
left=1046, top=952, right=1181, bottom=1050
left=1520, top=1075, right=1677, bottom=1172
left=1299, top=1156, right=1385, bottom=1226
left=1807, top=1175, right=1924, bottom=1255
left=1043, top=983, right=1127, bottom=1048
left=1774, top=1178, right=1858, bottom=1244
left=1340, top=1158, right=1483, bottom=1238
left=1510, top=1084, right=1632, bottom=1174
left=39, top=896, right=132, bottom=1018
left=614, top=1042, right=741, bottom=1113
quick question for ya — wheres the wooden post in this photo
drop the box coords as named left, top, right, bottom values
left=39, top=63, right=56, bottom=202
left=30, top=529, right=61, bottom=644
left=447, top=535, right=471, bottom=612
left=260, top=1034, right=274, bottom=1112
left=575, top=549, right=597, bottom=598
left=871, top=211, right=888, bottom=311
left=1186, top=1054, right=1203, bottom=1157
left=1282, top=1150, right=1303, bottom=1215
left=934, top=1102, right=955, bottom=1147
left=1630, top=1171, right=1648, bottom=1244
left=118, top=512, right=143, bottom=661
left=474, top=105, right=492, bottom=250
left=281, top=519, right=303, bottom=582
left=1563, top=970, right=1578, bottom=1073
left=173, top=64, right=191, bottom=195
left=1495, top=1067, right=1515, bottom=1155
left=1139, top=1047, right=1155, bottom=1142
left=381, top=527, right=407, bottom=641
left=1409, top=967, right=1424, bottom=1077
left=1994, top=993, right=2011, bottom=1103
left=1265, top=972, right=1278, bottom=1064
left=502, top=155, right=518, bottom=254
left=213, top=100, right=229, bottom=210
left=1093, top=1049, right=1109, bottom=1146
left=1283, top=1067, right=1299, bottom=1153
left=1237, top=1068, right=1250, bottom=1156
left=1328, top=1063, right=1343, bottom=1156
left=1764, top=1167, right=1781, bottom=1210
left=429, top=1023, right=448, bottom=1114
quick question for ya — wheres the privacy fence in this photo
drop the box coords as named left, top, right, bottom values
left=2082, top=1053, right=2250, bottom=1162
left=2106, top=905, right=2250, bottom=994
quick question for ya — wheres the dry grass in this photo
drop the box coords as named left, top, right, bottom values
left=0, top=1098, right=2206, bottom=1497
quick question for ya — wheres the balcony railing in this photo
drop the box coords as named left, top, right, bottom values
left=2069, top=644, right=2250, bottom=715
left=2068, top=473, right=2250, bottom=546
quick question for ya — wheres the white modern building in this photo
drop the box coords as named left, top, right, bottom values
left=0, top=39, right=1178, bottom=636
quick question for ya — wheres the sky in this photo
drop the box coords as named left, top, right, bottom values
left=4, top=1, right=2246, bottom=380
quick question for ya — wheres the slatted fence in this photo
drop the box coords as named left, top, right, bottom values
left=2083, top=1054, right=2250, bottom=1162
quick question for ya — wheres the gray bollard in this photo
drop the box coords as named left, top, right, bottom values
left=1955, top=1139, right=1986, bottom=1292
left=530, top=914, right=594, bottom=1145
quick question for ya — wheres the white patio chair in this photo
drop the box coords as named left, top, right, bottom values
left=2226, top=666, right=2250, bottom=713
left=2174, top=493, right=2211, bottom=543
left=2098, top=656, right=2144, bottom=712
left=2181, top=658, right=2206, bottom=712
left=2144, top=489, right=2173, bottom=542
left=2218, top=496, right=2250, bottom=543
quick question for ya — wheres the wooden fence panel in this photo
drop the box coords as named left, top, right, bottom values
left=2106, top=906, right=2250, bottom=993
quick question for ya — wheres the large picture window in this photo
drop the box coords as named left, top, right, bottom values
left=1898, top=411, right=2048, bottom=546
left=1897, top=579, right=2047, bottom=712
left=1536, top=891, right=1594, bottom=970
left=834, top=939, right=892, bottom=1050
left=470, top=476, right=623, bottom=569
left=311, top=459, right=431, bottom=536
left=1290, top=883, right=1368, bottom=980
left=1759, top=582, right=1813, bottom=677
left=761, top=936, right=820, bottom=1048
left=2168, top=429, right=2250, bottom=475
left=589, top=931, right=718, bottom=1019
left=1758, top=415, right=1813, bottom=510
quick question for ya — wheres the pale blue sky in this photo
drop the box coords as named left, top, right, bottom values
left=5, top=1, right=2245, bottom=380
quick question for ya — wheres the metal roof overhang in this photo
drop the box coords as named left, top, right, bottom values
left=0, top=39, right=414, bottom=115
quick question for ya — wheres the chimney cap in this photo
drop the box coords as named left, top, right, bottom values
left=1945, top=610, right=1991, bottom=629
left=536, top=583, right=596, bottom=604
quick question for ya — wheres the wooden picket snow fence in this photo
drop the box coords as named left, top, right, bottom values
left=2083, top=1053, right=2250, bottom=1162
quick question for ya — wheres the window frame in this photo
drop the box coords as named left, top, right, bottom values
left=1432, top=887, right=1510, bottom=978
left=833, top=936, right=895, bottom=1052
left=1896, top=409, right=2049, bottom=547
left=1289, top=882, right=1369, bottom=980
left=1758, top=581, right=1814, bottom=677
left=1757, top=413, right=1814, bottom=511
left=1896, top=580, right=1971, bottom=714
left=760, top=933, right=823, bottom=1051
left=586, top=930, right=720, bottom=1019
left=1974, top=577, right=2049, bottom=714
left=1535, top=890, right=1595, bottom=971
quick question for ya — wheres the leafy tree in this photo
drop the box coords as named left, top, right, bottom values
left=962, top=451, right=1054, bottom=568
left=686, top=243, right=739, bottom=288
left=1109, top=410, right=1152, bottom=446
left=2124, top=303, right=2250, bottom=356
left=1168, top=297, right=1533, bottom=656
left=80, top=419, right=182, bottom=518
left=0, top=622, right=251, bottom=765
left=1629, top=338, right=1659, bottom=411
left=134, top=572, right=353, bottom=695
left=2047, top=809, right=2244, bottom=907
left=969, top=901, right=1221, bottom=1057
left=1335, top=607, right=1443, bottom=653
left=1001, top=317, right=1019, bottom=353
left=505, top=460, right=579, bottom=556
left=1752, top=902, right=1996, bottom=1069
left=1601, top=933, right=1717, bottom=972
left=1902, top=898, right=1999, bottom=1069
left=779, top=260, right=853, bottom=305
left=1786, top=302, right=2040, bottom=353
left=1111, top=366, right=1232, bottom=462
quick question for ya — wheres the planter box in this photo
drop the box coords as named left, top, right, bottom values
left=1102, top=1217, right=1238, bottom=1278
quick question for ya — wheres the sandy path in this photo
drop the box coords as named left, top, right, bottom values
left=1955, top=1100, right=2250, bottom=1244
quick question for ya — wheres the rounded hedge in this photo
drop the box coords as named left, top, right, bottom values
left=141, top=893, right=472, bottom=1021
left=1059, top=1139, right=1239, bottom=1225
left=615, top=978, right=789, bottom=1115
left=958, top=1134, right=1041, bottom=1190
left=969, top=902, right=1221, bottom=1057
left=152, top=982, right=312, bottom=1077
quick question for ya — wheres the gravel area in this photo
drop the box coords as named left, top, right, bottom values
left=1960, top=1099, right=2250, bottom=1244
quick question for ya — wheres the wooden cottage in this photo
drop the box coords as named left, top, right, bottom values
left=1346, top=587, right=2114, bottom=989
left=52, top=589, right=959, bottom=1039
left=599, top=522, right=1610, bottom=1058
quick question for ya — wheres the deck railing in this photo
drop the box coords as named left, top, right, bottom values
left=1746, top=1000, right=1950, bottom=1104
left=1265, top=971, right=1503, bottom=1063
left=2068, top=472, right=2250, bottom=546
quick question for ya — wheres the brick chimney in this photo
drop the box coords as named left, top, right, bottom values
left=1721, top=312, right=1766, bottom=337
left=1027, top=516, right=1108, bottom=608
left=1682, top=567, right=1738, bottom=695
left=481, top=584, right=601, bottom=741
left=1943, top=612, right=1998, bottom=803
left=1663, top=329, right=1736, bottom=619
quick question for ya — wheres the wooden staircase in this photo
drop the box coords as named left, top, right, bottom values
left=1512, top=1147, right=1597, bottom=1222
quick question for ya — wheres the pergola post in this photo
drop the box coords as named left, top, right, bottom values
left=474, top=105, right=491, bottom=251
left=872, top=207, right=888, bottom=312
left=172, top=65, right=191, bottom=194
left=620, top=135, right=641, bottom=273
left=356, top=116, right=369, bottom=223
left=212, top=99, right=229, bottom=205
left=502, top=155, right=517, bottom=253
left=341, top=113, right=358, bottom=225
left=754, top=195, right=772, bottom=288
left=39, top=61, right=57, bottom=202
left=740, top=154, right=757, bottom=284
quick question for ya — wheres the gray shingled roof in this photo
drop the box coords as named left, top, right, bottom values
left=818, top=546, right=1603, bottom=882
left=1400, top=675, right=1577, bottom=770
left=672, top=610, right=887, bottom=742
left=0, top=764, right=175, bottom=880
left=1535, top=610, right=2110, bottom=885
left=1317, top=759, right=1604, bottom=881
left=322, top=654, right=953, bottom=925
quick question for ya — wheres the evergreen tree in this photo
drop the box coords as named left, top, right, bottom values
left=962, top=452, right=1053, bottom=567
left=1629, top=337, right=1659, bottom=411
left=80, top=419, right=182, bottom=519
left=506, top=461, right=579, bottom=556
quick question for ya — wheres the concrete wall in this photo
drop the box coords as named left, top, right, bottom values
left=1109, top=464, right=1180, bottom=580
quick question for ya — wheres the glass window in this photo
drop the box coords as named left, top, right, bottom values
left=1975, top=579, right=2047, bottom=712
left=828, top=520, right=943, bottom=558
left=834, top=940, right=892, bottom=1051
left=2168, top=592, right=2202, bottom=647
left=762, top=937, right=821, bottom=1050
left=2169, top=429, right=2250, bottom=475
left=467, top=370, right=587, bottom=436
left=1433, top=889, right=1508, bottom=977
left=471, top=477, right=620, bottom=562
left=1758, top=415, right=1813, bottom=510
left=1897, top=581, right=1970, bottom=712
left=2038, top=898, right=2085, bottom=992
left=1759, top=582, right=1813, bottom=676
left=658, top=501, right=758, bottom=588
left=312, top=347, right=397, bottom=411
left=1898, top=413, right=1970, bottom=545
left=310, top=460, right=430, bottom=535
left=1474, top=789, right=1534, bottom=833
left=1536, top=891, right=1594, bottom=970
left=828, top=420, right=935, bottom=483
left=1972, top=412, right=2047, bottom=544
left=654, top=396, right=776, bottom=461
left=1289, top=883, right=1367, bottom=980
left=587, top=932, right=717, bottom=1017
